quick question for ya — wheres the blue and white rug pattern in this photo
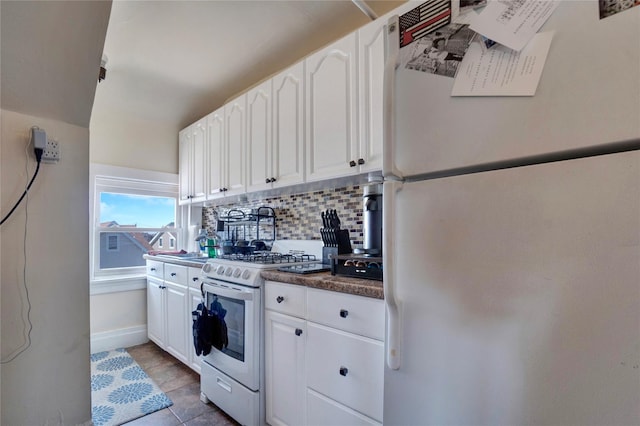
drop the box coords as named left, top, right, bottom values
left=91, top=348, right=173, bottom=426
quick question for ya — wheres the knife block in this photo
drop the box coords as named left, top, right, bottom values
left=322, top=229, right=352, bottom=264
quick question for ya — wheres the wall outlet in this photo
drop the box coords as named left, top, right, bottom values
left=42, top=138, right=60, bottom=163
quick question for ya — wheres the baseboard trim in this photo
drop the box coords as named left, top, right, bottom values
left=90, top=325, right=148, bottom=353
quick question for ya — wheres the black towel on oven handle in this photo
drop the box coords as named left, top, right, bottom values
left=192, top=302, right=212, bottom=356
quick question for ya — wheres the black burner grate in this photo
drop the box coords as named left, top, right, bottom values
left=216, top=251, right=318, bottom=264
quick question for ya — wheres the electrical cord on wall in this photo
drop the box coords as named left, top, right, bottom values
left=1, top=133, right=41, bottom=364
left=0, top=147, right=42, bottom=226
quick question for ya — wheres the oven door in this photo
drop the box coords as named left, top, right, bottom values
left=201, top=280, right=261, bottom=391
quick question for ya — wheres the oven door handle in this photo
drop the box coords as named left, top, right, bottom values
left=202, top=282, right=255, bottom=301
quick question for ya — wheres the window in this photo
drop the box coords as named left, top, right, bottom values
left=107, top=235, right=119, bottom=251
left=91, top=164, right=180, bottom=284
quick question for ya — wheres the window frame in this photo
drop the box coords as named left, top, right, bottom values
left=90, top=164, right=180, bottom=294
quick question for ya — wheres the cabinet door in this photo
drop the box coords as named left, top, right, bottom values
left=178, top=126, right=192, bottom=204
left=190, top=118, right=207, bottom=203
left=358, top=19, right=386, bottom=174
left=165, top=281, right=189, bottom=364
left=207, top=108, right=225, bottom=198
left=247, top=80, right=273, bottom=192
left=225, top=95, right=247, bottom=196
left=188, top=287, right=203, bottom=374
left=273, top=61, right=305, bottom=188
left=147, top=277, right=166, bottom=347
left=305, top=33, right=358, bottom=182
left=265, top=310, right=306, bottom=426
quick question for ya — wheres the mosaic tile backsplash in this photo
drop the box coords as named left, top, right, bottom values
left=202, top=185, right=365, bottom=247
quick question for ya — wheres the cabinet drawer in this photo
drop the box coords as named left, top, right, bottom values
left=146, top=260, right=164, bottom=279
left=265, top=281, right=306, bottom=318
left=307, top=389, right=381, bottom=426
left=306, top=322, right=384, bottom=421
left=306, top=288, right=384, bottom=340
left=187, top=267, right=202, bottom=289
left=165, top=263, right=188, bottom=285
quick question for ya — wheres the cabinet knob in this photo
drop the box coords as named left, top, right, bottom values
left=276, top=296, right=284, bottom=303
left=270, top=177, right=276, bottom=183
left=219, top=188, right=223, bottom=192
left=358, top=158, right=365, bottom=165
left=349, top=160, right=357, bottom=167
left=150, top=268, right=156, bottom=271
left=192, top=277, right=199, bottom=282
left=295, top=328, right=303, bottom=336
left=265, top=178, right=271, bottom=184
left=339, top=309, right=349, bottom=318
left=339, top=367, right=349, bottom=376
left=171, top=272, right=177, bottom=277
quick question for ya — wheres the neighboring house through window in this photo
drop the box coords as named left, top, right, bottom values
left=90, top=164, right=180, bottom=292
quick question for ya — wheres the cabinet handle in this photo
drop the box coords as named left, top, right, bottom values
left=170, top=272, right=177, bottom=277
left=271, top=177, right=276, bottom=183
left=339, top=309, right=349, bottom=318
left=295, top=328, right=303, bottom=336
left=159, top=285, right=166, bottom=290
left=192, top=277, right=199, bottom=282
left=349, top=160, right=357, bottom=167
left=276, top=296, right=284, bottom=303
left=265, top=178, right=271, bottom=184
left=339, top=367, right=349, bottom=376
left=150, top=268, right=156, bottom=271
left=358, top=158, right=365, bottom=165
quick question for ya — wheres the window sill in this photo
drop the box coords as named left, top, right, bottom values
left=91, top=275, right=147, bottom=295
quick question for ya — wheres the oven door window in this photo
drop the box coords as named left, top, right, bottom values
left=206, top=292, right=245, bottom=362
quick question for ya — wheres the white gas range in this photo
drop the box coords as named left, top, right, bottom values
left=197, top=240, right=322, bottom=425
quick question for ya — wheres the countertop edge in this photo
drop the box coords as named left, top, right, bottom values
left=260, top=270, right=384, bottom=300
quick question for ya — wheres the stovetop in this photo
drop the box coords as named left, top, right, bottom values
left=200, top=240, right=324, bottom=287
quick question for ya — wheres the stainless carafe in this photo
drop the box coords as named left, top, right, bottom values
left=360, top=182, right=383, bottom=256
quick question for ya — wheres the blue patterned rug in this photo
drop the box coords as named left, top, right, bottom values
left=91, top=348, right=173, bottom=426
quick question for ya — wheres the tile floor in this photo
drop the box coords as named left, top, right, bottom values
left=123, top=342, right=240, bottom=426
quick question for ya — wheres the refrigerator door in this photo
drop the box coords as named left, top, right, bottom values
left=383, top=151, right=639, bottom=425
left=387, top=1, right=639, bottom=178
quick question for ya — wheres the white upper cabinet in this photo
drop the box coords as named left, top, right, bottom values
left=224, top=94, right=247, bottom=197
left=179, top=126, right=192, bottom=204
left=207, top=107, right=225, bottom=198
left=272, top=61, right=305, bottom=188
left=179, top=118, right=207, bottom=205
left=247, top=79, right=273, bottom=192
left=358, top=18, right=387, bottom=174
left=305, top=33, right=358, bottom=182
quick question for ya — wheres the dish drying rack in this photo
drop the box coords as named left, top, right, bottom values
left=219, top=206, right=276, bottom=243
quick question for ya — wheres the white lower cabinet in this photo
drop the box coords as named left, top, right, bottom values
left=147, top=276, right=166, bottom=347
left=265, top=310, right=306, bottom=426
left=265, top=281, right=384, bottom=426
left=146, top=261, right=203, bottom=373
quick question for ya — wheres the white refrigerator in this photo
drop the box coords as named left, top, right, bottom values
left=381, top=1, right=640, bottom=425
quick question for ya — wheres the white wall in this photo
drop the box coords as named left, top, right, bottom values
left=1, top=109, right=92, bottom=425
left=89, top=84, right=181, bottom=352
left=90, top=99, right=179, bottom=174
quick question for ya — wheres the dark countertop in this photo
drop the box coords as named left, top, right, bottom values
left=260, top=270, right=384, bottom=300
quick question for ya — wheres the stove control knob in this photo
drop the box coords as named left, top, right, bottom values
left=202, top=263, right=211, bottom=274
left=242, top=270, right=252, bottom=280
left=225, top=268, right=233, bottom=277
left=233, top=268, right=241, bottom=278
left=216, top=265, right=225, bottom=275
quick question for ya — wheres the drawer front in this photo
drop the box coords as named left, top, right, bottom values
left=306, top=288, right=384, bottom=340
left=187, top=267, right=202, bottom=289
left=165, top=263, right=188, bottom=285
left=265, top=281, right=306, bottom=318
left=307, top=388, right=381, bottom=426
left=146, top=260, right=164, bottom=279
left=306, top=322, right=384, bottom=421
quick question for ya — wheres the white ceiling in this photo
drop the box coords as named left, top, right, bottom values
left=95, top=0, right=405, bottom=130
